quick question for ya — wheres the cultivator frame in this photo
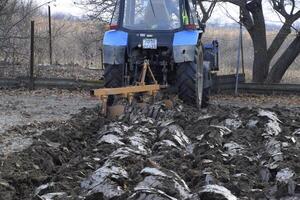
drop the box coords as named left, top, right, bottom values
left=94, top=60, right=161, bottom=116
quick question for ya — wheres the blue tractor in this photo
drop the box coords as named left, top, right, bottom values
left=102, top=0, right=218, bottom=109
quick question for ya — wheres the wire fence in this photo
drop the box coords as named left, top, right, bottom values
left=0, top=15, right=104, bottom=81
left=0, top=20, right=299, bottom=84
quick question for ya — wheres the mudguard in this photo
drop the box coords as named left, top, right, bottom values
left=203, top=61, right=212, bottom=89
left=172, top=30, right=202, bottom=63
left=103, top=30, right=128, bottom=65
left=204, top=40, right=219, bottom=71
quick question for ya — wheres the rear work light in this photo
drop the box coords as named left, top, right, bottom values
left=109, top=24, right=118, bottom=30
left=184, top=24, right=197, bottom=30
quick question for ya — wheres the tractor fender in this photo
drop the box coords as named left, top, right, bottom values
left=103, top=30, right=128, bottom=65
left=203, top=61, right=212, bottom=89
left=103, top=45, right=126, bottom=65
left=172, top=30, right=203, bottom=63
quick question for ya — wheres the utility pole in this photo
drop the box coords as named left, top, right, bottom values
left=30, top=21, right=35, bottom=90
left=48, top=5, right=53, bottom=65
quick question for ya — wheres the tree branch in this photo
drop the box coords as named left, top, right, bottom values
left=267, top=0, right=300, bottom=61
left=223, top=0, right=255, bottom=30
left=198, top=0, right=217, bottom=23
left=291, top=10, right=300, bottom=21
left=267, top=22, right=292, bottom=62
left=266, top=33, right=300, bottom=83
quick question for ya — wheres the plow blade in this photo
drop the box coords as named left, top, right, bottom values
left=93, top=84, right=160, bottom=116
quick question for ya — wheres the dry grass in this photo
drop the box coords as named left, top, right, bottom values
left=34, top=17, right=102, bottom=68
left=218, top=67, right=300, bottom=83
left=203, top=27, right=300, bottom=84
left=281, top=69, right=300, bottom=83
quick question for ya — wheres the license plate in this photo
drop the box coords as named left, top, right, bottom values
left=143, top=38, right=157, bottom=49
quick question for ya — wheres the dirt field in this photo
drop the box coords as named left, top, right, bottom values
left=0, top=89, right=98, bottom=156
left=0, top=90, right=299, bottom=200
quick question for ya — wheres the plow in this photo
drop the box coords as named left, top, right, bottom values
left=94, top=60, right=161, bottom=115
left=93, top=0, right=219, bottom=116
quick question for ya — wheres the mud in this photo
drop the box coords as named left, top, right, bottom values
left=0, top=97, right=299, bottom=200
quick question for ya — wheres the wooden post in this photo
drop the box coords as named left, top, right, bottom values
left=48, top=5, right=53, bottom=65
left=240, top=8, right=245, bottom=75
left=30, top=21, right=35, bottom=90
left=241, top=25, right=245, bottom=75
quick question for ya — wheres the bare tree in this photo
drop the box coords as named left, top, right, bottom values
left=77, top=0, right=217, bottom=23
left=76, top=0, right=117, bottom=22
left=265, top=0, right=300, bottom=82
left=0, top=0, right=37, bottom=64
left=222, top=0, right=300, bottom=83
left=76, top=24, right=103, bottom=67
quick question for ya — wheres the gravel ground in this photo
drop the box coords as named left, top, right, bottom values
left=211, top=94, right=300, bottom=108
left=0, top=89, right=98, bottom=156
left=0, top=64, right=103, bottom=80
left=0, top=92, right=299, bottom=200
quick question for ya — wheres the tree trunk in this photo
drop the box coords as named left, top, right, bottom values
left=266, top=35, right=300, bottom=83
left=247, top=0, right=269, bottom=83
left=251, top=30, right=268, bottom=83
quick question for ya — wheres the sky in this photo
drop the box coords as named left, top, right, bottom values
left=37, top=0, right=86, bottom=16
left=210, top=2, right=290, bottom=25
left=35, top=0, right=297, bottom=26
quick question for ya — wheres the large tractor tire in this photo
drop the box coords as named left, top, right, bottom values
left=104, top=64, right=124, bottom=105
left=202, top=87, right=210, bottom=108
left=176, top=44, right=209, bottom=108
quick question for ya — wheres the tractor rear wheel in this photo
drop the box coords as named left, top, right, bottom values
left=202, top=87, right=210, bottom=108
left=104, top=64, right=124, bottom=105
left=177, top=45, right=208, bottom=108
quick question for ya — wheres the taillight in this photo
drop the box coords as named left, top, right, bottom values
left=184, top=24, right=196, bottom=30
left=110, top=24, right=118, bottom=30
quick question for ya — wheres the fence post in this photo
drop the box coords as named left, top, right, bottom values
left=235, top=9, right=243, bottom=95
left=30, top=20, right=35, bottom=90
left=48, top=5, right=53, bottom=65
left=241, top=24, right=245, bottom=75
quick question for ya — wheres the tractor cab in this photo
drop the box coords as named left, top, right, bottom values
left=104, top=0, right=204, bottom=67
left=111, top=0, right=200, bottom=32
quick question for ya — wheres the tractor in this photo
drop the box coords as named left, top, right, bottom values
left=95, top=0, right=219, bottom=114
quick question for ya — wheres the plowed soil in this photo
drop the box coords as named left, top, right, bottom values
left=0, top=92, right=299, bottom=200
